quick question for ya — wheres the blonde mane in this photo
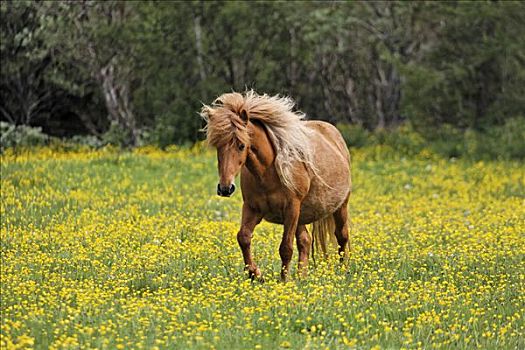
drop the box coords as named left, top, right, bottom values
left=200, top=90, right=317, bottom=192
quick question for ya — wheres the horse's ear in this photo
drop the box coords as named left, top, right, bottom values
left=239, top=108, right=249, bottom=123
left=200, top=105, right=213, bottom=121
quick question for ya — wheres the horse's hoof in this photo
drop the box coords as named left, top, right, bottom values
left=248, top=268, right=264, bottom=283
left=253, top=274, right=265, bottom=284
left=280, top=272, right=289, bottom=282
left=250, top=272, right=264, bottom=284
left=297, top=270, right=308, bottom=280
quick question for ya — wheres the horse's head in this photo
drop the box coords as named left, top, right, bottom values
left=201, top=94, right=251, bottom=197
left=215, top=127, right=248, bottom=197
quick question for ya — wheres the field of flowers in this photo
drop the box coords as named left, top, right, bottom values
left=1, top=145, right=524, bottom=349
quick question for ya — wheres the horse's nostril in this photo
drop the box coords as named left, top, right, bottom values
left=217, top=183, right=234, bottom=197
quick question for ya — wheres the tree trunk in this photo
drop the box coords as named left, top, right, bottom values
left=99, top=63, right=138, bottom=146
left=288, top=26, right=298, bottom=92
left=193, top=10, right=207, bottom=83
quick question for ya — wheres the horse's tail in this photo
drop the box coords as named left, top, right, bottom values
left=310, top=215, right=336, bottom=259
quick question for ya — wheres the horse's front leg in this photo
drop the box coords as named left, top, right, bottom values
left=237, top=203, right=263, bottom=280
left=279, top=200, right=301, bottom=281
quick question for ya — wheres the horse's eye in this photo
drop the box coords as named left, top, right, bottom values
left=238, top=143, right=245, bottom=151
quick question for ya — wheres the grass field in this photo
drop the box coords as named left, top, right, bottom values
left=1, top=145, right=524, bottom=349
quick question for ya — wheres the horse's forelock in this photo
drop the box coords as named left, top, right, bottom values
left=201, top=103, right=250, bottom=148
left=213, top=92, right=244, bottom=113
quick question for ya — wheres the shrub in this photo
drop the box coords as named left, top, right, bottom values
left=375, top=124, right=426, bottom=157
left=427, top=124, right=467, bottom=158
left=337, top=118, right=525, bottom=160
left=0, top=122, right=49, bottom=150
left=68, top=135, right=105, bottom=148
left=466, top=117, right=525, bottom=160
left=336, top=124, right=374, bottom=148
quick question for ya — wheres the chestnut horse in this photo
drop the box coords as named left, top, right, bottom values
left=201, top=91, right=351, bottom=281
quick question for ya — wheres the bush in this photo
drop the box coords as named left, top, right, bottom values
left=426, top=124, right=467, bottom=158
left=336, top=124, right=374, bottom=148
left=98, top=122, right=153, bottom=148
left=375, top=124, right=426, bottom=157
left=143, top=122, right=177, bottom=149
left=337, top=123, right=426, bottom=156
left=101, top=122, right=134, bottom=147
left=337, top=118, right=525, bottom=160
left=465, top=117, right=525, bottom=160
left=496, top=117, right=525, bottom=159
left=0, top=122, right=49, bottom=150
left=68, top=135, right=105, bottom=148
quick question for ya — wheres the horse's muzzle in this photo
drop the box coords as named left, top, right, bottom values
left=217, top=183, right=235, bottom=197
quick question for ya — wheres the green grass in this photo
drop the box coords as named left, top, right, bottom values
left=1, top=146, right=524, bottom=349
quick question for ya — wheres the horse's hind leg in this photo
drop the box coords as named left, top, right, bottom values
left=333, top=195, right=350, bottom=261
left=295, top=224, right=311, bottom=277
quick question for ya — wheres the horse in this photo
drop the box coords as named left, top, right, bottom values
left=201, top=90, right=351, bottom=281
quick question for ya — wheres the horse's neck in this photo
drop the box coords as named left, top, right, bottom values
left=245, top=121, right=275, bottom=179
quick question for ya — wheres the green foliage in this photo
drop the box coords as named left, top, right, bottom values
left=0, top=1, right=55, bottom=125
left=2, top=1, right=524, bottom=153
left=337, top=124, right=426, bottom=157
left=399, top=2, right=525, bottom=131
left=425, top=125, right=466, bottom=159
left=67, top=135, right=104, bottom=149
left=2, top=147, right=523, bottom=349
left=337, top=119, right=525, bottom=160
left=463, top=118, right=525, bottom=160
left=336, top=124, right=373, bottom=148
left=101, top=122, right=134, bottom=148
left=143, top=111, right=202, bottom=149
left=375, top=125, right=426, bottom=157
left=420, top=118, right=525, bottom=160
left=0, top=121, right=48, bottom=150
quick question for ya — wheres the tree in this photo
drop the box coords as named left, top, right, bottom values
left=399, top=2, right=525, bottom=131
left=2, top=1, right=524, bottom=146
left=40, top=1, right=141, bottom=145
left=0, top=1, right=54, bottom=125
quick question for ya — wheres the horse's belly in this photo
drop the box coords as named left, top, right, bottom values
left=297, top=202, right=335, bottom=225
left=255, top=183, right=349, bottom=225
left=298, top=210, right=320, bottom=225
left=263, top=206, right=329, bottom=225
left=299, top=184, right=350, bottom=225
left=259, top=200, right=332, bottom=225
left=263, top=212, right=284, bottom=224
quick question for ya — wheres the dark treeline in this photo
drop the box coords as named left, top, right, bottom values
left=1, top=1, right=524, bottom=147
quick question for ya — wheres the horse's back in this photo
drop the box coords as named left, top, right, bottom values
left=306, top=121, right=349, bottom=162
left=295, top=120, right=351, bottom=224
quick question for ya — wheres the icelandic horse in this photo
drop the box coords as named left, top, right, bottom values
left=201, top=91, right=351, bottom=281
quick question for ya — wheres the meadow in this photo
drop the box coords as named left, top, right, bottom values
left=1, top=145, right=524, bottom=349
